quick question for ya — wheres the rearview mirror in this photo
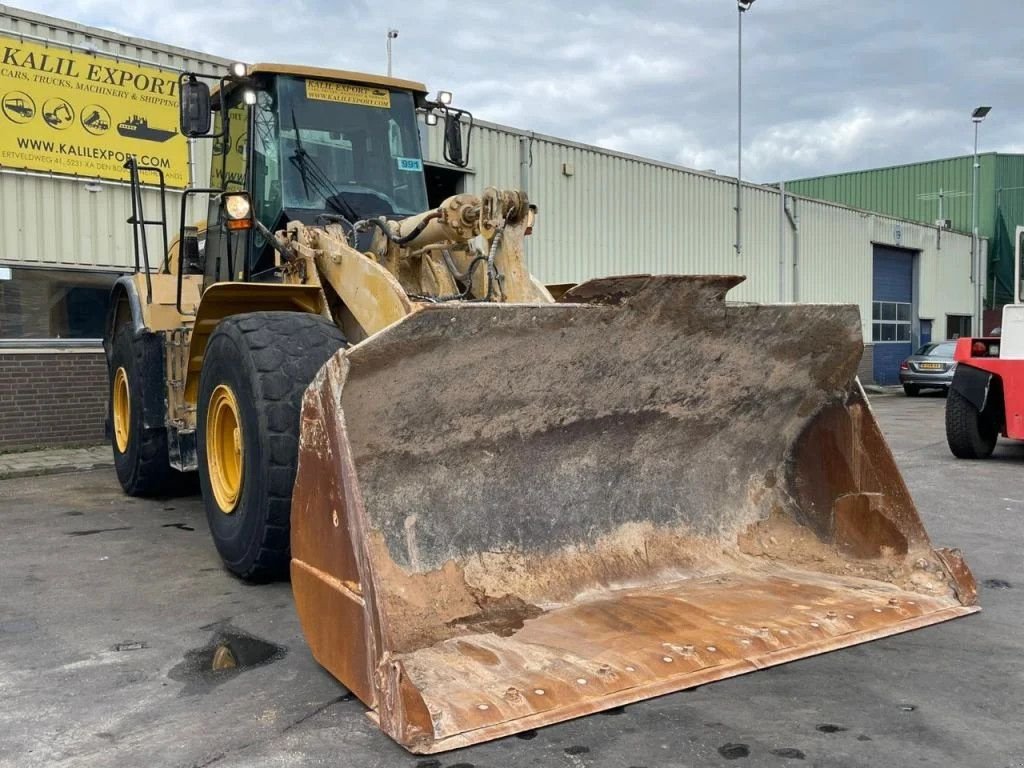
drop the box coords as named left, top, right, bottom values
left=443, top=109, right=471, bottom=168
left=180, top=77, right=212, bottom=137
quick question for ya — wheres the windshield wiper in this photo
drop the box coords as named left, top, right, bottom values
left=288, top=109, right=360, bottom=223
left=290, top=108, right=313, bottom=200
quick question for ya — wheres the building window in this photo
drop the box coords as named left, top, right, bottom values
left=0, top=267, right=120, bottom=341
left=946, top=314, right=972, bottom=340
left=872, top=301, right=911, bottom=343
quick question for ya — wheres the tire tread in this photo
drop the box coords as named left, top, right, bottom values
left=110, top=325, right=175, bottom=496
left=202, top=311, right=346, bottom=580
left=945, top=388, right=997, bottom=459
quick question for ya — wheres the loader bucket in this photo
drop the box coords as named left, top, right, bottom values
left=290, top=275, right=977, bottom=753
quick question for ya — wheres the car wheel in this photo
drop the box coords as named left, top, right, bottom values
left=903, top=384, right=920, bottom=397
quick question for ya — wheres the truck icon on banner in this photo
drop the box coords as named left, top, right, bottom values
left=2, top=91, right=35, bottom=122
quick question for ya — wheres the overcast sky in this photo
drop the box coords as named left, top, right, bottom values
left=14, top=0, right=1024, bottom=182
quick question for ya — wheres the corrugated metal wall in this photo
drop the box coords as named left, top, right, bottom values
left=425, top=120, right=977, bottom=340
left=784, top=157, right=981, bottom=232
left=785, top=154, right=1021, bottom=305
left=0, top=6, right=229, bottom=272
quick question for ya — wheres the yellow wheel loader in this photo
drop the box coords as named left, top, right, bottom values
left=103, top=62, right=978, bottom=753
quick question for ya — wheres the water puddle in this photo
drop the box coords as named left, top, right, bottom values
left=168, top=625, right=285, bottom=694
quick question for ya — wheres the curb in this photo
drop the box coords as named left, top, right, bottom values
left=863, top=386, right=904, bottom=396
left=0, top=461, right=114, bottom=481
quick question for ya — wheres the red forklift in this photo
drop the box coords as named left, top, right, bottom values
left=946, top=225, right=1024, bottom=458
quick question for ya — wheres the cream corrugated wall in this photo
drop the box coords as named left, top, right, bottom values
left=0, top=6, right=229, bottom=272
left=424, top=120, right=977, bottom=338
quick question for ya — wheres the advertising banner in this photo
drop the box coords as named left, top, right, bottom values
left=0, top=34, right=188, bottom=187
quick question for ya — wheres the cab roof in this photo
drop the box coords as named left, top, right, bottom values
left=248, top=63, right=428, bottom=95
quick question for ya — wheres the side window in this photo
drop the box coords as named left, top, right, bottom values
left=210, top=98, right=248, bottom=191
left=250, top=90, right=282, bottom=278
left=945, top=315, right=972, bottom=340
left=252, top=91, right=281, bottom=231
left=204, top=89, right=250, bottom=286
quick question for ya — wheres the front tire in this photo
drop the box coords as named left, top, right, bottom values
left=197, top=312, right=347, bottom=581
left=945, top=388, right=998, bottom=459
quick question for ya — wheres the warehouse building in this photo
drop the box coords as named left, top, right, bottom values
left=785, top=154, right=1022, bottom=318
left=0, top=6, right=980, bottom=450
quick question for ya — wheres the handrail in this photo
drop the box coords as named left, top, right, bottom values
left=176, top=187, right=222, bottom=315
left=123, top=157, right=170, bottom=305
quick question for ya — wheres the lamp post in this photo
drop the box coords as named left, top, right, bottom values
left=971, top=105, right=991, bottom=333
left=386, top=29, right=399, bottom=76
left=736, top=0, right=755, bottom=257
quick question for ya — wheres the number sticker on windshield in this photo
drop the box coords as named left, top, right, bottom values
left=397, top=157, right=423, bottom=172
left=306, top=80, right=391, bottom=109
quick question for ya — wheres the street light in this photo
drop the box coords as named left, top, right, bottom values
left=971, top=105, right=991, bottom=333
left=736, top=0, right=755, bottom=257
left=386, top=29, right=399, bottom=77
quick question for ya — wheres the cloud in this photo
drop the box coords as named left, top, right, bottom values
left=745, top=107, right=961, bottom=179
left=11, top=0, right=1024, bottom=181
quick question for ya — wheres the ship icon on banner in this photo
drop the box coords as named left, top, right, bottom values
left=117, top=115, right=176, bottom=142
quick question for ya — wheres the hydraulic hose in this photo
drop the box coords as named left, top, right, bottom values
left=359, top=210, right=441, bottom=246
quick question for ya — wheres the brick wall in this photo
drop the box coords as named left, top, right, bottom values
left=0, top=349, right=107, bottom=452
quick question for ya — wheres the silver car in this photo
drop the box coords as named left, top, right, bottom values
left=899, top=340, right=956, bottom=396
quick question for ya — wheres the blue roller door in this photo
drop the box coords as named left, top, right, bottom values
left=871, top=246, right=914, bottom=385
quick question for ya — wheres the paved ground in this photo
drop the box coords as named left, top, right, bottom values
left=1, top=393, right=1022, bottom=768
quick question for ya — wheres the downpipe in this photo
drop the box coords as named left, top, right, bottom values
left=784, top=194, right=800, bottom=302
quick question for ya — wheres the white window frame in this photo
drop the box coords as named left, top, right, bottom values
left=871, top=301, right=912, bottom=344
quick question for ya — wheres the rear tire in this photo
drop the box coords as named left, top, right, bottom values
left=903, top=384, right=920, bottom=397
left=945, top=388, right=998, bottom=459
left=108, top=324, right=176, bottom=496
left=197, top=312, right=347, bottom=581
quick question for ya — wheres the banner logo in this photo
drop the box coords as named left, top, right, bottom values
left=0, top=34, right=188, bottom=187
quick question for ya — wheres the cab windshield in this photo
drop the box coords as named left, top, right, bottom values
left=253, top=75, right=428, bottom=224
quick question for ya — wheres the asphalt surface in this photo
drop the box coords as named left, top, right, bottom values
left=1, top=392, right=1022, bottom=768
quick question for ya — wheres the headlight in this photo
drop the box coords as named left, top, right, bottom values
left=223, top=193, right=251, bottom=221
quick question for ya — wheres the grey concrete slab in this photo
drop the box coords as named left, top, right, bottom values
left=0, top=393, right=1022, bottom=768
left=0, top=444, right=112, bottom=480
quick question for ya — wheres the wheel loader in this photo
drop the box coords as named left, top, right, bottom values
left=103, top=62, right=978, bottom=753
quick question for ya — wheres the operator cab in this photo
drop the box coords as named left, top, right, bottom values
left=179, top=63, right=469, bottom=288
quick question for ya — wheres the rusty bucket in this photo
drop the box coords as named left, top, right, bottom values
left=290, top=275, right=977, bottom=752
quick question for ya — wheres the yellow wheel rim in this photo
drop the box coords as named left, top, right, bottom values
left=112, top=367, right=130, bottom=453
left=207, top=384, right=244, bottom=513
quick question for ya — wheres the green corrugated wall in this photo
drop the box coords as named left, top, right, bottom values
left=785, top=154, right=1023, bottom=305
